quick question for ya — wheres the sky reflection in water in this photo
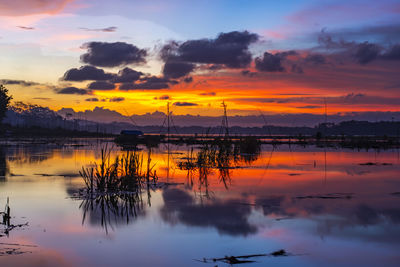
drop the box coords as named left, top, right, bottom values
left=1, top=140, right=400, bottom=266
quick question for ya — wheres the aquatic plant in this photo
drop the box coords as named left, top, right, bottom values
left=79, top=146, right=157, bottom=193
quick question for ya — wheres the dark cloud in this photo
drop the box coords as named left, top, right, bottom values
left=112, top=67, right=143, bottom=83
left=161, top=31, right=259, bottom=70
left=160, top=188, right=256, bottom=236
left=162, top=61, right=195, bottom=79
left=173, top=102, right=198, bottom=106
left=355, top=42, right=381, bottom=64
left=199, top=92, right=216, bottom=96
left=119, top=76, right=172, bottom=90
left=305, top=54, right=326, bottom=65
left=85, top=98, right=99, bottom=102
left=79, top=26, right=117, bottom=32
left=318, top=25, right=400, bottom=48
left=255, top=50, right=297, bottom=72
left=277, top=50, right=298, bottom=57
left=317, top=29, right=356, bottom=49
left=291, top=64, right=304, bottom=74
left=208, top=64, right=224, bottom=70
left=0, top=79, right=38, bottom=86
left=382, top=44, right=400, bottom=60
left=17, top=26, right=35, bottom=30
left=109, top=97, right=125, bottom=102
left=32, top=97, right=52, bottom=100
left=241, top=70, right=257, bottom=77
left=183, top=76, right=193, bottom=83
left=316, top=29, right=400, bottom=64
left=296, top=105, right=322, bottom=109
left=158, top=95, right=170, bottom=100
left=255, top=52, right=285, bottom=72
left=56, top=87, right=91, bottom=95
left=234, top=93, right=400, bottom=106
left=62, top=65, right=114, bottom=81
left=81, top=42, right=147, bottom=67
left=120, top=82, right=168, bottom=90
left=87, top=81, right=115, bottom=90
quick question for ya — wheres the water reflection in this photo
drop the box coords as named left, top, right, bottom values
left=0, top=146, right=8, bottom=181
left=178, top=139, right=261, bottom=193
left=79, top=192, right=149, bottom=234
left=1, top=140, right=400, bottom=266
left=160, top=188, right=257, bottom=236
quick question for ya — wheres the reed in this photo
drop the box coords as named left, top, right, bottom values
left=79, top=146, right=157, bottom=193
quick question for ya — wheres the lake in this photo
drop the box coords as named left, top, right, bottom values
left=1, top=138, right=399, bottom=266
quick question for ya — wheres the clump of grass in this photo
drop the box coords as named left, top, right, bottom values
left=79, top=146, right=157, bottom=193
left=234, top=136, right=261, bottom=164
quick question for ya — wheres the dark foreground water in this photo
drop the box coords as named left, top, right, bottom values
left=1, top=139, right=399, bottom=266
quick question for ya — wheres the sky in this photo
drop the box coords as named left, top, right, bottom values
left=1, top=0, right=400, bottom=121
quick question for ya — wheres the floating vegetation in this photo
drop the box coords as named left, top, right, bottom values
left=195, top=249, right=293, bottom=265
left=0, top=243, right=36, bottom=256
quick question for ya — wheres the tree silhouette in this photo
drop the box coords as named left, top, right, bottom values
left=0, top=85, right=12, bottom=123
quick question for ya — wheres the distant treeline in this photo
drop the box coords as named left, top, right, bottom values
left=2, top=104, right=400, bottom=136
left=139, top=121, right=400, bottom=136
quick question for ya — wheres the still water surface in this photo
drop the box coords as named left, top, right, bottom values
left=1, top=139, right=399, bottom=266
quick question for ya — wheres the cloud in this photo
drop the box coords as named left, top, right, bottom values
left=162, top=61, right=195, bottom=78
left=112, top=67, right=143, bottom=83
left=291, top=64, right=303, bottom=74
left=355, top=42, right=381, bottom=64
left=235, top=93, right=400, bottom=106
left=85, top=98, right=99, bottom=102
left=254, top=50, right=297, bottom=72
left=318, top=24, right=400, bottom=47
left=87, top=81, right=115, bottom=90
left=109, top=97, right=125, bottom=102
left=173, top=102, right=198, bottom=106
left=255, top=52, right=285, bottom=72
left=33, top=97, right=52, bottom=100
left=120, top=81, right=169, bottom=90
left=183, top=76, right=193, bottom=83
left=241, top=70, right=257, bottom=77
left=0, top=79, right=38, bottom=87
left=80, top=42, right=147, bottom=67
left=305, top=54, right=326, bottom=65
left=316, top=29, right=400, bottom=64
left=119, top=76, right=177, bottom=90
left=158, top=95, right=170, bottom=100
left=17, top=26, right=35, bottom=30
left=382, top=44, right=400, bottom=60
left=0, top=0, right=73, bottom=16
left=296, top=105, right=322, bottom=109
left=62, top=65, right=114, bottom=81
left=79, top=26, right=117, bottom=32
left=160, top=31, right=259, bottom=74
left=199, top=92, right=216, bottom=96
left=56, top=87, right=91, bottom=95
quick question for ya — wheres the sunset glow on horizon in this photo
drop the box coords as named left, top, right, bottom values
left=1, top=0, right=400, bottom=121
